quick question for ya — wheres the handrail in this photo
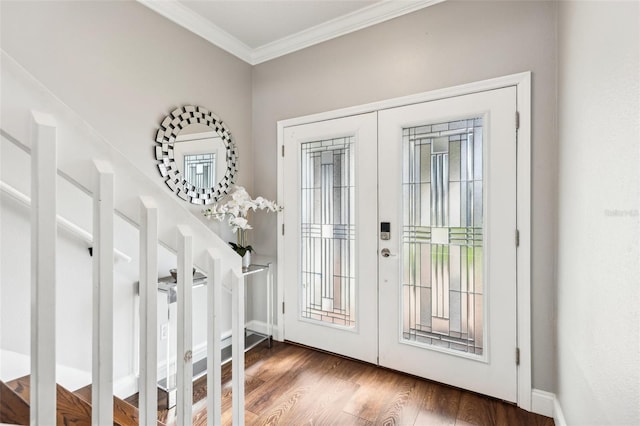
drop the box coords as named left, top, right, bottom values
left=0, top=180, right=132, bottom=263
left=1, top=127, right=135, bottom=227
left=0, top=49, right=241, bottom=274
left=1, top=127, right=174, bottom=257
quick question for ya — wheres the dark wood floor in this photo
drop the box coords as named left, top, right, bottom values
left=129, top=341, right=554, bottom=426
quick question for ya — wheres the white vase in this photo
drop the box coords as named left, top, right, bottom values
left=242, top=251, right=251, bottom=269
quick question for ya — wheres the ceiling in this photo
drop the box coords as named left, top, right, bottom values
left=138, top=0, right=443, bottom=65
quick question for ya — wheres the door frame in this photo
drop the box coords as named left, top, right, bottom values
left=276, top=72, right=532, bottom=410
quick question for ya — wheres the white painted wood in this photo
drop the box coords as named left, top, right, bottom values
left=29, top=110, right=57, bottom=426
left=207, top=250, right=222, bottom=426
left=277, top=72, right=532, bottom=407
left=531, top=389, right=555, bottom=418
left=137, top=0, right=253, bottom=63
left=276, top=72, right=532, bottom=131
left=231, top=270, right=244, bottom=426
left=251, top=0, right=444, bottom=64
left=378, top=87, right=518, bottom=402
left=176, top=225, right=193, bottom=426
left=243, top=320, right=270, bottom=337
left=515, top=73, right=533, bottom=411
left=0, top=180, right=132, bottom=263
left=281, top=112, right=378, bottom=364
left=92, top=159, right=114, bottom=426
left=138, top=196, right=158, bottom=426
left=553, top=395, right=568, bottom=426
left=276, top=124, right=285, bottom=343
left=137, top=0, right=443, bottom=65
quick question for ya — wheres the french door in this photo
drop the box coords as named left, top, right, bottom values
left=281, top=86, right=518, bottom=402
left=282, top=113, right=379, bottom=364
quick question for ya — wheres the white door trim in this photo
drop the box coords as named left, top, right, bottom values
left=276, top=71, right=532, bottom=410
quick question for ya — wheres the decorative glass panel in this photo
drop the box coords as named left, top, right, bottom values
left=402, top=118, right=484, bottom=356
left=300, top=137, right=355, bottom=327
left=184, top=153, right=216, bottom=189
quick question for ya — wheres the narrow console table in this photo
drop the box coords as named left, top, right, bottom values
left=148, top=263, right=273, bottom=409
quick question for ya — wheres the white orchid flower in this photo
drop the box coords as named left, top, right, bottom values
left=202, top=185, right=282, bottom=233
left=231, top=186, right=252, bottom=203
left=229, top=216, right=252, bottom=232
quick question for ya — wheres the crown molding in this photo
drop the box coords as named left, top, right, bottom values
left=138, top=0, right=445, bottom=65
left=137, top=0, right=254, bottom=63
left=251, top=0, right=445, bottom=64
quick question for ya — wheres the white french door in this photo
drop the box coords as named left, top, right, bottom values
left=281, top=86, right=519, bottom=402
left=282, top=113, right=379, bottom=364
left=378, top=87, right=518, bottom=402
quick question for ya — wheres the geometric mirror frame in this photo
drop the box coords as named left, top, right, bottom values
left=155, top=105, right=238, bottom=205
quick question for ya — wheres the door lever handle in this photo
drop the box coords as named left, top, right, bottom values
left=381, top=248, right=396, bottom=258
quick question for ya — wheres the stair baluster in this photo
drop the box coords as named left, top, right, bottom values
left=92, top=160, right=115, bottom=426
left=30, top=111, right=58, bottom=426
left=139, top=196, right=159, bottom=425
left=231, top=270, right=245, bottom=426
left=176, top=225, right=194, bottom=425
left=207, top=250, right=223, bottom=426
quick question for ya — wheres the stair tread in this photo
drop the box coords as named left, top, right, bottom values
left=74, top=384, right=165, bottom=426
left=6, top=375, right=125, bottom=426
left=6, top=374, right=31, bottom=402
left=55, top=382, right=95, bottom=426
left=1, top=380, right=30, bottom=425
left=6, top=375, right=166, bottom=426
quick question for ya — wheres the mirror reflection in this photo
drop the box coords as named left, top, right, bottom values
left=155, top=105, right=238, bottom=205
left=174, top=123, right=228, bottom=190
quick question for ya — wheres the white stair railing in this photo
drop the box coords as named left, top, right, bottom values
left=207, top=250, right=223, bottom=426
left=92, top=160, right=115, bottom=426
left=12, top=55, right=247, bottom=424
left=139, top=196, right=159, bottom=425
left=231, top=270, right=245, bottom=426
left=28, top=114, right=244, bottom=425
left=176, top=225, right=194, bottom=426
left=30, top=111, right=58, bottom=426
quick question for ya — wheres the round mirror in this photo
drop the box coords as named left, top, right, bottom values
left=155, top=105, right=238, bottom=204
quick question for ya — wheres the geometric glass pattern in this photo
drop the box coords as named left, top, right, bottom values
left=300, top=137, right=355, bottom=327
left=184, top=152, right=216, bottom=189
left=402, top=117, right=484, bottom=355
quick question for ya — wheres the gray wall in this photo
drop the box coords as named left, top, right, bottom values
left=557, top=1, right=639, bottom=424
left=251, top=0, right=557, bottom=391
left=0, top=0, right=253, bottom=201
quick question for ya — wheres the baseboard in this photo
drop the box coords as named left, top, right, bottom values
left=120, top=327, right=236, bottom=399
left=531, top=389, right=555, bottom=417
left=530, top=388, right=567, bottom=426
left=114, top=374, right=138, bottom=399
left=245, top=319, right=270, bottom=336
left=553, top=396, right=567, bottom=426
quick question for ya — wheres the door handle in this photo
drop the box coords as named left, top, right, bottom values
left=381, top=248, right=396, bottom=258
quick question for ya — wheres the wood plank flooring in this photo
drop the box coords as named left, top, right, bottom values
left=128, top=341, right=554, bottom=426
